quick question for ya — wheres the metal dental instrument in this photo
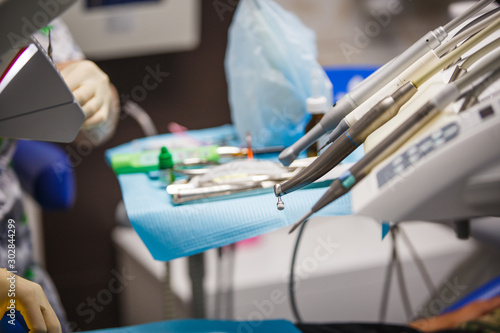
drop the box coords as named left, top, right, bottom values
left=443, top=0, right=495, bottom=32
left=275, top=17, right=500, bottom=205
left=462, top=37, right=500, bottom=70
left=441, top=8, right=500, bottom=74
left=454, top=6, right=500, bottom=37
left=459, top=68, right=500, bottom=111
left=275, top=82, right=417, bottom=202
left=449, top=37, right=500, bottom=82
left=322, top=12, right=500, bottom=152
left=171, top=181, right=279, bottom=204
left=289, top=49, right=500, bottom=233
left=436, top=8, right=500, bottom=58
left=278, top=0, right=494, bottom=166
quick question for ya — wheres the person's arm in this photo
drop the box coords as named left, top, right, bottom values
left=57, top=60, right=120, bottom=145
left=0, top=268, right=61, bottom=333
left=409, top=296, right=500, bottom=332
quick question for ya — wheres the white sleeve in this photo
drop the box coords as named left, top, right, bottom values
left=33, top=18, right=85, bottom=64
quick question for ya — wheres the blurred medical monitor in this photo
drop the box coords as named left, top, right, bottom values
left=61, top=0, right=200, bottom=59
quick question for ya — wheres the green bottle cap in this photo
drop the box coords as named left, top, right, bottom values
left=39, top=25, right=53, bottom=36
left=159, top=146, right=173, bottom=169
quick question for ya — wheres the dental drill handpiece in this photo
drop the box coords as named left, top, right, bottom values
left=278, top=0, right=494, bottom=167
left=275, top=14, right=500, bottom=211
left=277, top=30, right=442, bottom=166
left=274, top=82, right=417, bottom=210
left=318, top=8, right=500, bottom=151
left=288, top=47, right=500, bottom=233
left=288, top=87, right=459, bottom=233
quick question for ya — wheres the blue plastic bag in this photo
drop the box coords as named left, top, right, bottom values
left=225, top=0, right=332, bottom=148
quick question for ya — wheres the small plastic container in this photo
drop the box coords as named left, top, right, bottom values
left=158, top=146, right=175, bottom=188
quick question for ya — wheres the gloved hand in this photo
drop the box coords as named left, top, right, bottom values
left=58, top=60, right=113, bottom=130
left=0, top=268, right=61, bottom=333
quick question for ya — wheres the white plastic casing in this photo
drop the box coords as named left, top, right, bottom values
left=352, top=97, right=500, bottom=222
left=345, top=50, right=441, bottom=126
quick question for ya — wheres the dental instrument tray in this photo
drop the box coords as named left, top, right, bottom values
left=105, top=125, right=360, bottom=261
left=167, top=158, right=349, bottom=205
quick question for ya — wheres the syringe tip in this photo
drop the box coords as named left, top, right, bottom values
left=289, top=211, right=313, bottom=234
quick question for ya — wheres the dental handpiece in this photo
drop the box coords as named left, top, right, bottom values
left=274, top=82, right=417, bottom=207
left=276, top=16, right=500, bottom=208
left=278, top=0, right=494, bottom=167
left=450, top=37, right=500, bottom=84
left=289, top=48, right=500, bottom=233
left=278, top=28, right=444, bottom=166
left=460, top=68, right=500, bottom=112
left=320, top=11, right=500, bottom=152
left=289, top=87, right=460, bottom=233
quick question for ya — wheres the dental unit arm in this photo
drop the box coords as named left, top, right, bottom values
left=274, top=15, right=500, bottom=204
left=277, top=0, right=495, bottom=167
left=274, top=82, right=417, bottom=203
left=0, top=0, right=85, bottom=142
left=288, top=48, right=500, bottom=233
